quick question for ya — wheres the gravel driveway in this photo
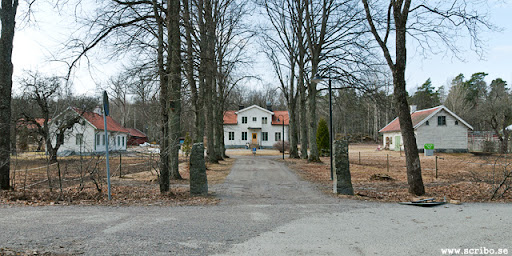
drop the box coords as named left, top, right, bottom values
left=0, top=155, right=510, bottom=255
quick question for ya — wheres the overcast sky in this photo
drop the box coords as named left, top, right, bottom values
left=10, top=1, right=512, bottom=97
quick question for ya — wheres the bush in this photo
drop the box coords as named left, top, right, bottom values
left=273, top=140, right=290, bottom=153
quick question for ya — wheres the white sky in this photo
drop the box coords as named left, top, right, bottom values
left=9, top=1, right=512, bottom=96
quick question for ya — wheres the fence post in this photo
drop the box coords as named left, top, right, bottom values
left=435, top=156, right=438, bottom=179
left=358, top=152, right=361, bottom=165
left=119, top=153, right=122, bottom=178
left=387, top=154, right=389, bottom=172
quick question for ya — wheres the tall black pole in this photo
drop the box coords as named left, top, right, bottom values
left=329, top=78, right=333, bottom=180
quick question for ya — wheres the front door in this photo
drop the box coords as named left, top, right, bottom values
left=252, top=133, right=258, bottom=144
left=395, top=136, right=401, bottom=151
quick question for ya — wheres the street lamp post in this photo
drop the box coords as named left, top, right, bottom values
left=278, top=115, right=285, bottom=159
left=313, top=75, right=334, bottom=181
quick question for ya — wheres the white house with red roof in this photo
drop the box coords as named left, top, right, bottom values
left=50, top=107, right=130, bottom=155
left=223, top=105, right=289, bottom=148
left=379, top=105, right=473, bottom=152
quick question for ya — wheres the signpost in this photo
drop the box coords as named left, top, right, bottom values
left=103, top=91, right=112, bottom=200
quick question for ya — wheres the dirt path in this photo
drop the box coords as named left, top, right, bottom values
left=213, top=155, right=336, bottom=205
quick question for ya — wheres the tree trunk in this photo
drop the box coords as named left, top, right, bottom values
left=0, top=0, right=18, bottom=190
left=168, top=0, right=183, bottom=180
left=299, top=83, right=308, bottom=159
left=204, top=0, right=217, bottom=163
left=153, top=0, right=170, bottom=192
left=307, top=82, right=320, bottom=162
left=394, top=23, right=424, bottom=195
left=288, top=100, right=299, bottom=158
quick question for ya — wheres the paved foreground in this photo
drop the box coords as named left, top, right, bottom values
left=0, top=155, right=511, bottom=255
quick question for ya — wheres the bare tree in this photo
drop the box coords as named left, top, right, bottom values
left=362, top=0, right=494, bottom=195
left=0, top=0, right=18, bottom=190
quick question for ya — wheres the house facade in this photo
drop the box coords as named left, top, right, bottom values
left=379, top=105, right=473, bottom=153
left=51, top=107, right=129, bottom=155
left=223, top=105, right=289, bottom=148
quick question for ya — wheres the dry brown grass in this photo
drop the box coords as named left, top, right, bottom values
left=284, top=144, right=512, bottom=203
left=3, top=152, right=234, bottom=206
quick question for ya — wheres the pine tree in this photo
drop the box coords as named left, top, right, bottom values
left=316, top=118, right=329, bottom=156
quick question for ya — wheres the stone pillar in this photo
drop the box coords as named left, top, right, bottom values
left=333, top=140, right=354, bottom=195
left=190, top=143, right=208, bottom=195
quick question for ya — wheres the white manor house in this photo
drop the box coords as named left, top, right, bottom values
left=223, top=105, right=289, bottom=148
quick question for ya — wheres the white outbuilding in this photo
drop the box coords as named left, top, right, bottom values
left=50, top=107, right=129, bottom=155
left=379, top=105, right=473, bottom=153
left=223, top=105, right=289, bottom=148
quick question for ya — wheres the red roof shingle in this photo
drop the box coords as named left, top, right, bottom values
left=76, top=110, right=129, bottom=133
left=222, top=109, right=289, bottom=125
left=271, top=111, right=289, bottom=125
left=223, top=111, right=238, bottom=124
left=379, top=106, right=440, bottom=133
left=126, top=128, right=147, bottom=138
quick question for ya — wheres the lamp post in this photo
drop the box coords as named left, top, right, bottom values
left=278, top=115, right=285, bottom=159
left=312, top=75, right=333, bottom=180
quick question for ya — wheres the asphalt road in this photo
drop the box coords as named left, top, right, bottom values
left=0, top=155, right=511, bottom=255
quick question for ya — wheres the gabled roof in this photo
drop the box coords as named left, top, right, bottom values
left=68, top=108, right=129, bottom=133
left=126, top=128, right=147, bottom=138
left=235, top=105, right=274, bottom=115
left=379, top=105, right=473, bottom=133
left=223, top=105, right=289, bottom=125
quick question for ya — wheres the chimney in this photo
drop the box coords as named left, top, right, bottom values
left=238, top=105, right=244, bottom=110
left=93, top=106, right=103, bottom=115
left=266, top=102, right=272, bottom=112
left=409, top=105, right=417, bottom=113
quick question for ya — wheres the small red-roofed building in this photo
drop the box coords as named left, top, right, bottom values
left=223, top=104, right=289, bottom=148
left=126, top=128, right=149, bottom=146
left=49, top=107, right=130, bottom=155
left=379, top=105, right=473, bottom=152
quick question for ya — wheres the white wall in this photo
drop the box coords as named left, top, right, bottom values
left=224, top=107, right=289, bottom=148
left=382, top=131, right=402, bottom=151
left=415, top=109, right=469, bottom=151
left=53, top=118, right=127, bottom=154
left=382, top=109, right=470, bottom=152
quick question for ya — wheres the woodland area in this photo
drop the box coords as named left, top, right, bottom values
left=0, top=0, right=499, bottom=197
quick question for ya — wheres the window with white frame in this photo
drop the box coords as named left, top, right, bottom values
left=102, top=134, right=106, bottom=145
left=252, top=117, right=257, bottom=122
left=262, top=117, right=267, bottom=124
left=242, top=132, right=247, bottom=140
left=122, top=136, right=125, bottom=147
left=262, top=132, right=268, bottom=141
left=96, top=134, right=101, bottom=145
left=242, top=116, right=247, bottom=124
left=228, top=132, right=235, bottom=140
left=275, top=132, right=281, bottom=141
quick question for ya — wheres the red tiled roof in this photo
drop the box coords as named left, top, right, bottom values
left=224, top=111, right=237, bottom=124
left=271, top=111, right=289, bottom=125
left=126, top=128, right=147, bottom=138
left=76, top=110, right=129, bottom=133
left=379, top=106, right=441, bottom=133
left=17, top=118, right=47, bottom=129
left=223, top=109, right=289, bottom=125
